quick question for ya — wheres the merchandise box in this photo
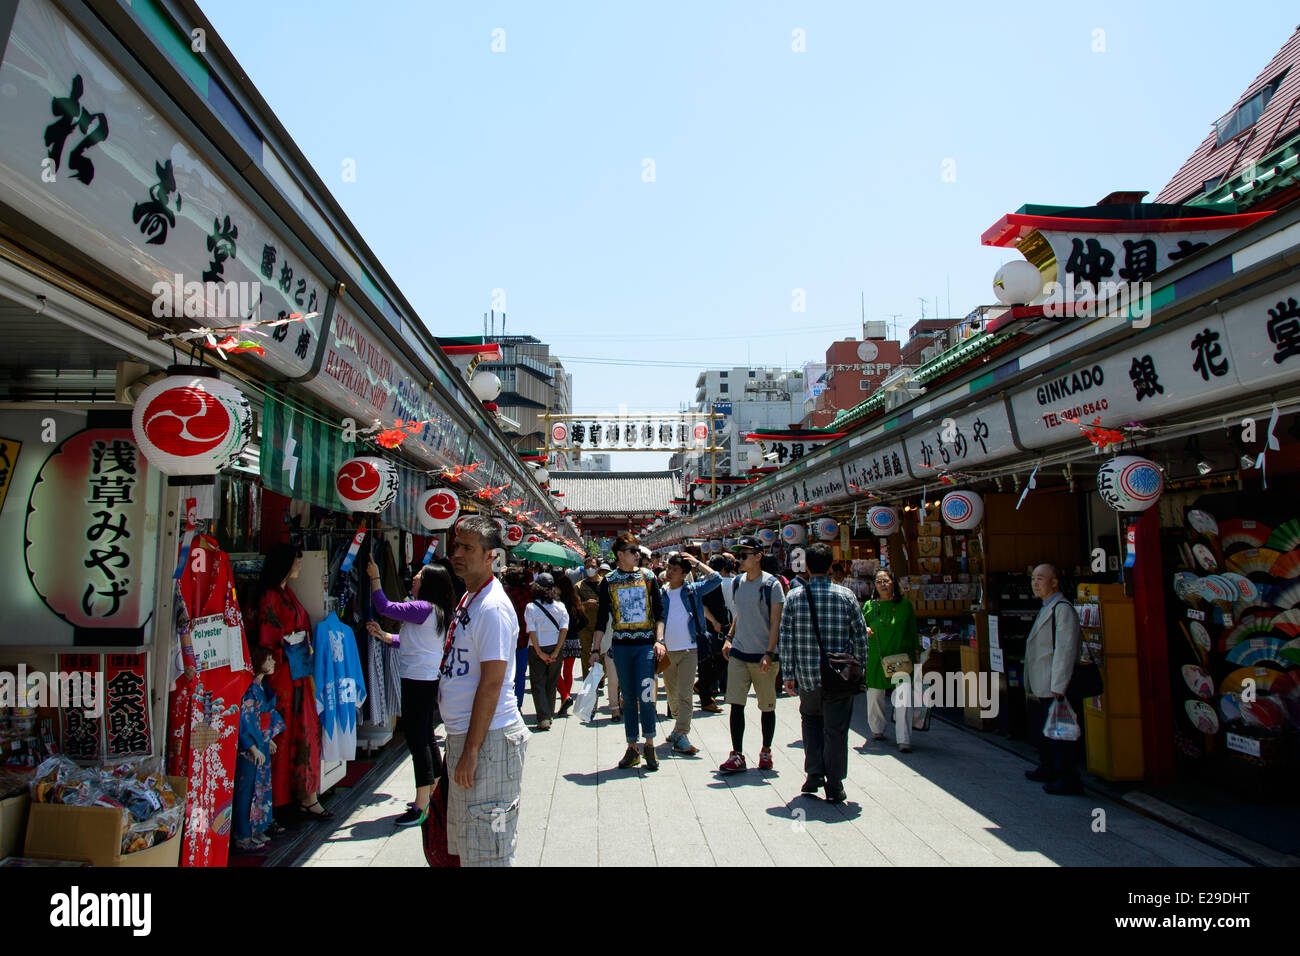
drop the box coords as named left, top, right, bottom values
left=0, top=792, right=30, bottom=860
left=23, top=775, right=187, bottom=868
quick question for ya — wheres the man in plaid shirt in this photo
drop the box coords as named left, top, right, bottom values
left=778, top=542, right=870, bottom=804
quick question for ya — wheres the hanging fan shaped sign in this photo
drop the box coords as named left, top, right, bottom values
left=335, top=456, right=399, bottom=513
left=867, top=506, right=900, bottom=537
left=416, top=488, right=460, bottom=531
left=131, top=370, right=252, bottom=479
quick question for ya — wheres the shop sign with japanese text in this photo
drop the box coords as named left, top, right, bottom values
left=842, top=439, right=912, bottom=493
left=0, top=1, right=325, bottom=377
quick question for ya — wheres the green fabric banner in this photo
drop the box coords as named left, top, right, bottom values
left=260, top=394, right=356, bottom=509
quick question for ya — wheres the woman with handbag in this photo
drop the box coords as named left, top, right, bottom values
left=553, top=575, right=589, bottom=716
left=862, top=569, right=919, bottom=753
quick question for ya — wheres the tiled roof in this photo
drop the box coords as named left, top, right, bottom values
left=549, top=470, right=681, bottom=516
left=1156, top=29, right=1300, bottom=204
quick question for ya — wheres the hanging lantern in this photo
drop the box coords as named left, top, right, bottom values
left=940, top=490, right=984, bottom=530
left=335, top=456, right=399, bottom=513
left=756, top=528, right=778, bottom=547
left=504, top=524, right=525, bottom=547
left=814, top=517, right=839, bottom=541
left=534, top=467, right=550, bottom=484
left=867, top=506, right=900, bottom=537
left=746, top=444, right=763, bottom=469
left=708, top=538, right=722, bottom=553
left=1097, top=455, right=1163, bottom=512
left=992, top=260, right=1043, bottom=306
left=471, top=370, right=502, bottom=402
left=781, top=524, right=806, bottom=545
left=416, top=488, right=460, bottom=531
left=524, top=533, right=544, bottom=544
left=131, top=367, right=252, bottom=483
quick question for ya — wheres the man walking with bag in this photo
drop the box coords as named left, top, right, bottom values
left=778, top=543, right=869, bottom=803
left=1024, top=563, right=1084, bottom=796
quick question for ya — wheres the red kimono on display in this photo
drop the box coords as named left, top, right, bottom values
left=257, top=585, right=323, bottom=807
left=166, top=534, right=252, bottom=868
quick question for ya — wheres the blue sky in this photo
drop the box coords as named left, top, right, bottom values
left=202, top=0, right=1298, bottom=469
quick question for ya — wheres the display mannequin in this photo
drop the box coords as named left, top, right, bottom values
left=256, top=543, right=329, bottom=819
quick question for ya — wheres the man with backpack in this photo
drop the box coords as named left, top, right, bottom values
left=719, top=537, right=785, bottom=774
left=660, top=551, right=723, bottom=755
left=778, top=543, right=869, bottom=803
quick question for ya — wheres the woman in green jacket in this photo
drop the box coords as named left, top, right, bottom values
left=862, top=568, right=919, bottom=752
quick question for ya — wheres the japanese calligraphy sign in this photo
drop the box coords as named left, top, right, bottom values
left=842, top=439, right=912, bottom=494
left=0, top=436, right=20, bottom=517
left=548, top=417, right=716, bottom=451
left=24, top=426, right=159, bottom=635
left=787, top=465, right=849, bottom=508
left=1009, top=316, right=1238, bottom=450
left=104, top=653, right=151, bottom=757
left=1222, top=279, right=1300, bottom=391
left=1036, top=229, right=1236, bottom=296
left=904, top=401, right=1015, bottom=474
left=58, top=654, right=102, bottom=761
left=0, top=1, right=324, bottom=379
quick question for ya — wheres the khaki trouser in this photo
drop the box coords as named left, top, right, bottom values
left=867, top=686, right=911, bottom=747
left=662, top=648, right=698, bottom=735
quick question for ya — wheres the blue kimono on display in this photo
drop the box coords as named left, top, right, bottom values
left=234, top=677, right=286, bottom=842
left=314, top=612, right=367, bottom=763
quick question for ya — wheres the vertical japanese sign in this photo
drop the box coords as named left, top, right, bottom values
left=104, top=653, right=151, bottom=757
left=24, top=426, right=158, bottom=640
left=57, top=654, right=102, bottom=760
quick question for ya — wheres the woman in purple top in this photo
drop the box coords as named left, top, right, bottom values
left=367, top=559, right=456, bottom=827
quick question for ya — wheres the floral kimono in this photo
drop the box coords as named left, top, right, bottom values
left=234, top=678, right=286, bottom=841
left=257, top=585, right=322, bottom=806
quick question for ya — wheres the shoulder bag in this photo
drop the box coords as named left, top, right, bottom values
left=807, top=587, right=865, bottom=696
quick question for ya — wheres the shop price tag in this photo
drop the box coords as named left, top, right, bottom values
left=191, top=614, right=235, bottom=671
left=989, top=646, right=1004, bottom=673
left=1222, top=613, right=1234, bottom=628
left=1187, top=608, right=1205, bottom=622
left=988, top=616, right=1000, bottom=650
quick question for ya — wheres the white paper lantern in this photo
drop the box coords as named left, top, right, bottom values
left=756, top=528, right=778, bottom=547
left=504, top=524, right=525, bottom=547
left=781, top=523, right=806, bottom=545
left=416, top=488, right=460, bottom=531
left=992, top=260, right=1043, bottom=305
left=471, top=370, right=502, bottom=402
left=336, top=456, right=399, bottom=513
left=1097, top=456, right=1164, bottom=512
left=131, top=370, right=252, bottom=479
left=866, top=506, right=900, bottom=537
left=709, top=539, right=722, bottom=553
left=814, top=517, right=839, bottom=541
left=940, top=490, right=984, bottom=530
left=746, top=444, right=763, bottom=469
left=534, top=467, right=550, bottom=484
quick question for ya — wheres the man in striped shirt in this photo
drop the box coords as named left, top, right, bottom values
left=778, top=542, right=870, bottom=804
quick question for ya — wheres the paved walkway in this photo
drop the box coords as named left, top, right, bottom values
left=303, top=683, right=1243, bottom=867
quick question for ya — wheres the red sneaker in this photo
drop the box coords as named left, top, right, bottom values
left=758, top=748, right=774, bottom=771
left=718, top=751, right=747, bottom=774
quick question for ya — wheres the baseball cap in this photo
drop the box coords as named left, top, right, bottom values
left=735, top=536, right=762, bottom=553
left=599, top=562, right=611, bottom=572
left=535, top=572, right=555, bottom=588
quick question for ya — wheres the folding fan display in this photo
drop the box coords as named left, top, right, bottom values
left=1225, top=547, right=1283, bottom=580
left=1219, top=618, right=1277, bottom=652
left=1240, top=698, right=1288, bottom=732
left=1270, top=579, right=1300, bottom=610
left=1282, top=638, right=1300, bottom=667
left=1218, top=519, right=1271, bottom=554
left=1219, top=572, right=1261, bottom=607
left=1218, top=693, right=1242, bottom=724
left=1224, top=637, right=1290, bottom=668
left=1269, top=549, right=1300, bottom=580
left=1197, top=574, right=1236, bottom=606
left=1272, top=609, right=1300, bottom=638
left=1265, top=518, right=1300, bottom=553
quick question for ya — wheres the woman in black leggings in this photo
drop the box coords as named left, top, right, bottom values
left=367, top=560, right=456, bottom=827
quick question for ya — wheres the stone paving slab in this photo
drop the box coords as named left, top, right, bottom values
left=303, top=679, right=1246, bottom=867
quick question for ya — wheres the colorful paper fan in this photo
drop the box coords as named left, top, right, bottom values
left=1225, top=547, right=1283, bottom=579
left=1218, top=519, right=1271, bottom=553
left=1185, top=509, right=1219, bottom=537
left=1225, top=637, right=1290, bottom=668
left=1181, top=663, right=1214, bottom=698
left=1269, top=550, right=1300, bottom=580
left=1220, top=621, right=1276, bottom=652
left=1219, top=572, right=1260, bottom=607
left=1265, top=519, right=1300, bottom=553
left=1273, top=610, right=1300, bottom=638
left=1185, top=699, right=1220, bottom=734
left=1218, top=693, right=1242, bottom=724
left=1270, top=580, right=1300, bottom=609
left=1240, top=698, right=1288, bottom=732
left=1278, top=639, right=1300, bottom=667
left=1198, top=575, right=1235, bottom=605
left=1173, top=572, right=1203, bottom=606
left=1191, top=541, right=1220, bottom=572
left=1220, top=666, right=1286, bottom=695
left=1186, top=621, right=1211, bottom=663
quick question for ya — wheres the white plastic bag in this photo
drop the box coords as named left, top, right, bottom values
left=1042, top=697, right=1081, bottom=741
left=575, top=662, right=604, bottom=724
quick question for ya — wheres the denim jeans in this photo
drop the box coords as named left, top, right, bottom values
left=609, top=643, right=658, bottom=743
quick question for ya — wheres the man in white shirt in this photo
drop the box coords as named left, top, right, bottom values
left=442, top=516, right=528, bottom=866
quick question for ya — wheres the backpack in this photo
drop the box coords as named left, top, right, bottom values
left=732, top=572, right=777, bottom=617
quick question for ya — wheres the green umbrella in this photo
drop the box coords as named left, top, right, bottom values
left=511, top=540, right=583, bottom=568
